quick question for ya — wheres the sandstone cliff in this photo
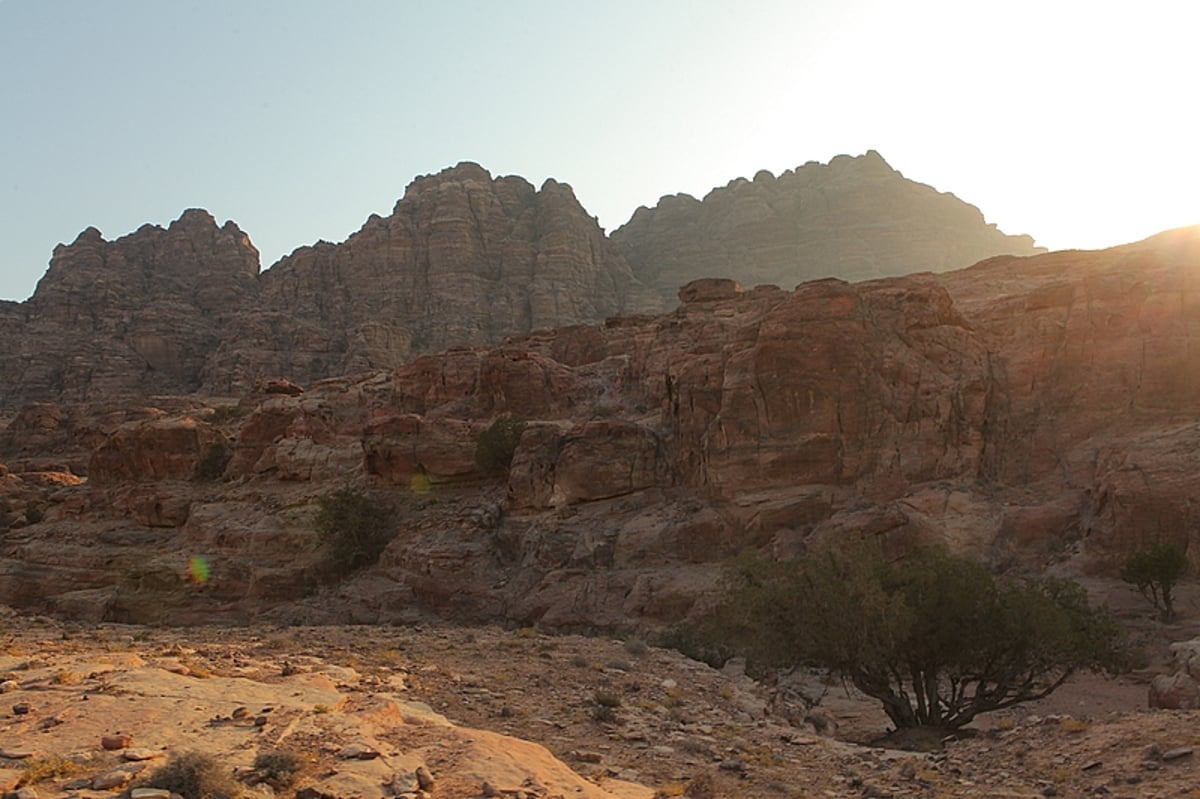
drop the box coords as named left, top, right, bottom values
left=0, top=155, right=1047, bottom=407
left=612, top=150, right=1044, bottom=301
left=0, top=210, right=260, bottom=407
left=3, top=229, right=1199, bottom=629
left=202, top=162, right=662, bottom=394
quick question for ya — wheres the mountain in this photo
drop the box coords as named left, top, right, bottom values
left=613, top=150, right=1044, bottom=301
left=0, top=154, right=1041, bottom=406
left=3, top=227, right=1198, bottom=629
left=203, top=162, right=662, bottom=394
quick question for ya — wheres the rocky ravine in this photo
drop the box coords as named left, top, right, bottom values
left=0, top=153, right=1038, bottom=407
left=0, top=227, right=1198, bottom=631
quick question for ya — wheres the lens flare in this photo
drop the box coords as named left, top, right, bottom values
left=188, top=556, right=211, bottom=584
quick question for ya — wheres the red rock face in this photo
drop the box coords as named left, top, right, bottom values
left=613, top=151, right=1044, bottom=302
left=4, top=224, right=1200, bottom=629
left=89, top=417, right=229, bottom=485
left=938, top=226, right=1200, bottom=563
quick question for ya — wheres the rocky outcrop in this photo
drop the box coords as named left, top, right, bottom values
left=4, top=225, right=1200, bottom=630
left=0, top=210, right=261, bottom=407
left=937, top=226, right=1200, bottom=566
left=203, top=163, right=662, bottom=394
left=613, top=150, right=1044, bottom=301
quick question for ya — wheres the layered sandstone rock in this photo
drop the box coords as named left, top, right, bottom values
left=5, top=226, right=1200, bottom=631
left=613, top=150, right=1044, bottom=301
left=0, top=210, right=260, bottom=407
left=203, top=163, right=662, bottom=394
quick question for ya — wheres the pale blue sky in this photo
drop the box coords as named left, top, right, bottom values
left=2, top=0, right=1197, bottom=301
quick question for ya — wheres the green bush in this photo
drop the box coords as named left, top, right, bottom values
left=474, top=415, right=527, bottom=473
left=315, top=488, right=394, bottom=575
left=1122, top=540, right=1189, bottom=621
left=707, top=541, right=1127, bottom=730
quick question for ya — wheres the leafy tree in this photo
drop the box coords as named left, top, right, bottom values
left=1121, top=540, right=1189, bottom=621
left=710, top=541, right=1127, bottom=730
left=314, top=488, right=394, bottom=575
left=474, top=415, right=527, bottom=473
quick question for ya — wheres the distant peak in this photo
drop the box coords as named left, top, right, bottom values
left=72, top=226, right=105, bottom=245
left=827, top=150, right=895, bottom=174
left=174, top=208, right=218, bottom=227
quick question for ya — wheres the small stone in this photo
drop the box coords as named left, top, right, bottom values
left=11, top=703, right=30, bottom=715
left=337, top=743, right=379, bottom=760
left=1163, top=746, right=1194, bottom=761
left=92, top=770, right=133, bottom=790
left=131, top=790, right=172, bottom=799
left=231, top=707, right=249, bottom=719
left=718, top=758, right=744, bottom=772
left=123, top=748, right=164, bottom=762
left=102, top=733, right=133, bottom=750
left=1081, top=760, right=1102, bottom=771
left=1040, top=785, right=1058, bottom=797
left=0, top=748, right=35, bottom=759
left=414, top=766, right=434, bottom=791
left=0, top=681, right=18, bottom=693
left=481, top=781, right=498, bottom=797
left=571, top=750, right=603, bottom=764
left=254, top=715, right=268, bottom=727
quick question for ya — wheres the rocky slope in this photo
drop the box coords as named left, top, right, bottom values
left=613, top=150, right=1044, bottom=301
left=1, top=228, right=1198, bottom=630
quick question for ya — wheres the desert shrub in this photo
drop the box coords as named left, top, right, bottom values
left=707, top=541, right=1127, bottom=730
left=593, top=689, right=623, bottom=708
left=474, top=415, right=527, bottom=473
left=251, top=750, right=304, bottom=789
left=18, top=755, right=81, bottom=786
left=623, top=638, right=649, bottom=656
left=656, top=622, right=734, bottom=669
left=193, top=443, right=231, bottom=481
left=138, top=751, right=241, bottom=799
left=1122, top=540, right=1189, bottom=621
left=314, top=488, right=394, bottom=575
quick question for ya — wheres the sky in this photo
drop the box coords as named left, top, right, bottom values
left=1, top=0, right=1197, bottom=302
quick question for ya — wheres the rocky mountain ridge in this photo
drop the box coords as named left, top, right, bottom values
left=1, top=226, right=1197, bottom=631
left=613, top=149, right=1044, bottom=301
left=0, top=153, right=1040, bottom=406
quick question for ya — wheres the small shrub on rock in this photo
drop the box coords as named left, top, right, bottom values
left=138, top=751, right=241, bottom=799
left=315, top=488, right=395, bottom=575
left=474, top=415, right=527, bottom=473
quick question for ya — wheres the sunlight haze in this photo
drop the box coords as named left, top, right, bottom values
left=1, top=0, right=1196, bottom=301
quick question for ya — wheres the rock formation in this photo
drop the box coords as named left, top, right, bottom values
left=0, top=155, right=1047, bottom=406
left=612, top=150, right=1044, bottom=301
left=3, top=227, right=1199, bottom=628
left=0, top=210, right=260, bottom=407
left=202, top=162, right=662, bottom=394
